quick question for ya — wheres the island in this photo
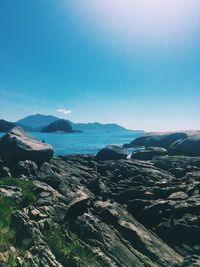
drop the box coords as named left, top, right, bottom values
left=41, top=119, right=80, bottom=133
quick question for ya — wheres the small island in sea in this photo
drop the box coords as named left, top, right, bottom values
left=41, top=119, right=79, bottom=133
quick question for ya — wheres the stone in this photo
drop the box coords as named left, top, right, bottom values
left=96, top=145, right=128, bottom=161
left=130, top=132, right=188, bottom=149
left=12, top=160, right=38, bottom=177
left=0, top=127, right=53, bottom=166
left=0, top=185, right=22, bottom=199
left=169, top=135, right=200, bottom=156
left=131, top=147, right=168, bottom=160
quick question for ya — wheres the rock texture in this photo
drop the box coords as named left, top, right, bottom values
left=131, top=147, right=167, bottom=160
left=0, top=127, right=53, bottom=165
left=169, top=135, right=200, bottom=156
left=2, top=147, right=200, bottom=265
left=130, top=132, right=188, bottom=149
left=96, top=145, right=128, bottom=161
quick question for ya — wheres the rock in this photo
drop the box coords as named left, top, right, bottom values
left=169, top=135, right=200, bottom=156
left=96, top=145, right=128, bottom=161
left=131, top=147, right=168, bottom=160
left=3, top=153, right=200, bottom=265
left=72, top=201, right=183, bottom=267
left=167, top=191, right=188, bottom=200
left=11, top=209, right=63, bottom=267
left=65, top=189, right=90, bottom=219
left=0, top=166, right=11, bottom=178
left=130, top=135, right=151, bottom=147
left=0, top=185, right=22, bottom=199
left=12, top=160, right=38, bottom=178
left=131, top=132, right=188, bottom=149
left=0, top=127, right=53, bottom=166
left=0, top=158, right=11, bottom=177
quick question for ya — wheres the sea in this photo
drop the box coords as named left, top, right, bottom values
left=0, top=131, right=143, bottom=156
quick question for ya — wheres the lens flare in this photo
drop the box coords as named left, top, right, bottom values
left=63, top=0, right=200, bottom=51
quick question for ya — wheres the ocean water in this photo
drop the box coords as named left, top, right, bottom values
left=0, top=131, right=143, bottom=156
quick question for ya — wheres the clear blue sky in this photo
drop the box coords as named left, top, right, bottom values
left=0, top=0, right=200, bottom=131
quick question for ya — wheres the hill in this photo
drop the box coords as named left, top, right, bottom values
left=41, top=119, right=75, bottom=133
left=16, top=114, right=58, bottom=129
left=16, top=114, right=137, bottom=133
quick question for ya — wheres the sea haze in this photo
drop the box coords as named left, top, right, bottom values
left=0, top=131, right=143, bottom=156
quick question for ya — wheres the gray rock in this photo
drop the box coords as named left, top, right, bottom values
left=131, top=147, right=168, bottom=160
left=131, top=132, right=188, bottom=149
left=96, top=145, right=128, bottom=161
left=169, top=135, right=200, bottom=156
left=12, top=160, right=38, bottom=177
left=0, top=158, right=11, bottom=177
left=0, top=127, right=53, bottom=166
left=0, top=185, right=22, bottom=199
left=73, top=201, right=183, bottom=267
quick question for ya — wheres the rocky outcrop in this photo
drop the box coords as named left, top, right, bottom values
left=12, top=160, right=38, bottom=178
left=131, top=147, right=167, bottom=160
left=3, top=151, right=200, bottom=265
left=130, top=132, right=188, bottom=149
left=0, top=127, right=53, bottom=166
left=96, top=145, right=128, bottom=161
left=169, top=135, right=200, bottom=156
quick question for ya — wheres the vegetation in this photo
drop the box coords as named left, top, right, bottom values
left=44, top=225, right=100, bottom=267
left=0, top=178, right=37, bottom=266
left=0, top=177, right=99, bottom=266
left=0, top=177, right=37, bottom=208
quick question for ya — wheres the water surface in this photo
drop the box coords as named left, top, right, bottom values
left=0, top=131, right=143, bottom=156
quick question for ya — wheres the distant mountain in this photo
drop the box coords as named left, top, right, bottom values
left=41, top=119, right=75, bottom=133
left=16, top=114, right=58, bottom=129
left=72, top=122, right=133, bottom=133
left=0, top=119, right=16, bottom=132
left=16, top=114, right=139, bottom=133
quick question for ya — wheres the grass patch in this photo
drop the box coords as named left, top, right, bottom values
left=0, top=178, right=37, bottom=253
left=0, top=177, right=37, bottom=208
left=44, top=225, right=100, bottom=267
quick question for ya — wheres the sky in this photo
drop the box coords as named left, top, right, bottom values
left=0, top=0, right=200, bottom=131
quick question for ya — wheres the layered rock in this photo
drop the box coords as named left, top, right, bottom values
left=2, top=146, right=200, bottom=265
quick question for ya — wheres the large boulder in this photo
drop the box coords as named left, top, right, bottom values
left=96, top=145, right=128, bottom=161
left=131, top=147, right=168, bottom=160
left=0, top=127, right=53, bottom=166
left=131, top=132, right=188, bottom=149
left=169, top=135, right=200, bottom=156
left=130, top=135, right=151, bottom=147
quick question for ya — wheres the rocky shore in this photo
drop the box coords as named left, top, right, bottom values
left=1, top=128, right=200, bottom=266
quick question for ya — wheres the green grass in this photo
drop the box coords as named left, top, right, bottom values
left=0, top=177, right=37, bottom=208
left=44, top=225, right=100, bottom=267
left=0, top=177, right=37, bottom=254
